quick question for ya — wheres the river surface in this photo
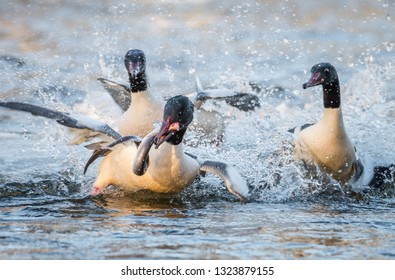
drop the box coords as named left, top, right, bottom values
left=0, top=0, right=394, bottom=259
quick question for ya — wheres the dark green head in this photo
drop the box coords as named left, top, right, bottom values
left=303, top=62, right=339, bottom=89
left=154, top=95, right=194, bottom=148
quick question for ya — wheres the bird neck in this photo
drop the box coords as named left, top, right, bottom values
left=154, top=139, right=185, bottom=160
left=322, top=107, right=346, bottom=133
left=322, top=80, right=341, bottom=109
left=167, top=129, right=187, bottom=146
left=129, top=72, right=148, bottom=93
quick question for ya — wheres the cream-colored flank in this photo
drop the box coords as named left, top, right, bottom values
left=93, top=140, right=200, bottom=193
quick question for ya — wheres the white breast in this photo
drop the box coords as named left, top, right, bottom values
left=294, top=108, right=356, bottom=183
left=144, top=143, right=201, bottom=192
left=93, top=141, right=200, bottom=193
left=118, top=90, right=163, bottom=137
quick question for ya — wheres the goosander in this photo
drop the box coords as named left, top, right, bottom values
left=0, top=96, right=248, bottom=200
left=98, top=49, right=163, bottom=137
left=289, top=63, right=364, bottom=185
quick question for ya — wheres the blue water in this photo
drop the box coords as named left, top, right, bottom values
left=0, top=0, right=394, bottom=259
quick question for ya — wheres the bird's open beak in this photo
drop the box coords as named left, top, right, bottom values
left=153, top=118, right=180, bottom=149
left=128, top=61, right=142, bottom=79
left=303, top=72, right=323, bottom=89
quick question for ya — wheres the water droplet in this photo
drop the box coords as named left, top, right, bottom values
left=383, top=41, right=394, bottom=52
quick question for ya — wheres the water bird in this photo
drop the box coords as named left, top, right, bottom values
left=0, top=96, right=249, bottom=200
left=289, top=63, right=364, bottom=185
left=98, top=49, right=260, bottom=141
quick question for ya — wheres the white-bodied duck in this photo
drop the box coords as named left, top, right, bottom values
left=289, top=62, right=364, bottom=185
left=0, top=96, right=249, bottom=200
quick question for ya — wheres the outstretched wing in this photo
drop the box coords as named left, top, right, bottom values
left=193, top=76, right=260, bottom=111
left=288, top=123, right=314, bottom=134
left=84, top=135, right=141, bottom=174
left=0, top=101, right=122, bottom=142
left=97, top=78, right=131, bottom=112
left=200, top=160, right=249, bottom=201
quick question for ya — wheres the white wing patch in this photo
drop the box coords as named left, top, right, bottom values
left=200, top=160, right=249, bottom=200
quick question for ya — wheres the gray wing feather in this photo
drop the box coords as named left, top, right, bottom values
left=349, top=146, right=364, bottom=183
left=184, top=152, right=198, bottom=160
left=223, top=92, right=261, bottom=112
left=200, top=160, right=249, bottom=200
left=288, top=123, right=314, bottom=134
left=0, top=101, right=121, bottom=140
left=352, top=157, right=364, bottom=183
left=84, top=135, right=141, bottom=174
left=194, top=76, right=260, bottom=111
left=97, top=78, right=131, bottom=112
left=83, top=147, right=112, bottom=174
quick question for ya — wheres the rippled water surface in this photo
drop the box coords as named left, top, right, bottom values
left=0, top=0, right=394, bottom=259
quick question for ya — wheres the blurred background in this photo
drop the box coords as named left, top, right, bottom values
left=1, top=0, right=393, bottom=92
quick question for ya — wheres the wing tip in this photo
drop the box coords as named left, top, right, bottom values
left=195, top=75, right=204, bottom=93
left=288, top=127, right=296, bottom=134
left=288, top=123, right=314, bottom=134
left=201, top=160, right=249, bottom=201
left=225, top=165, right=250, bottom=200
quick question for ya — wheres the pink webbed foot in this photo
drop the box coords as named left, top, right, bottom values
left=91, top=186, right=103, bottom=196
